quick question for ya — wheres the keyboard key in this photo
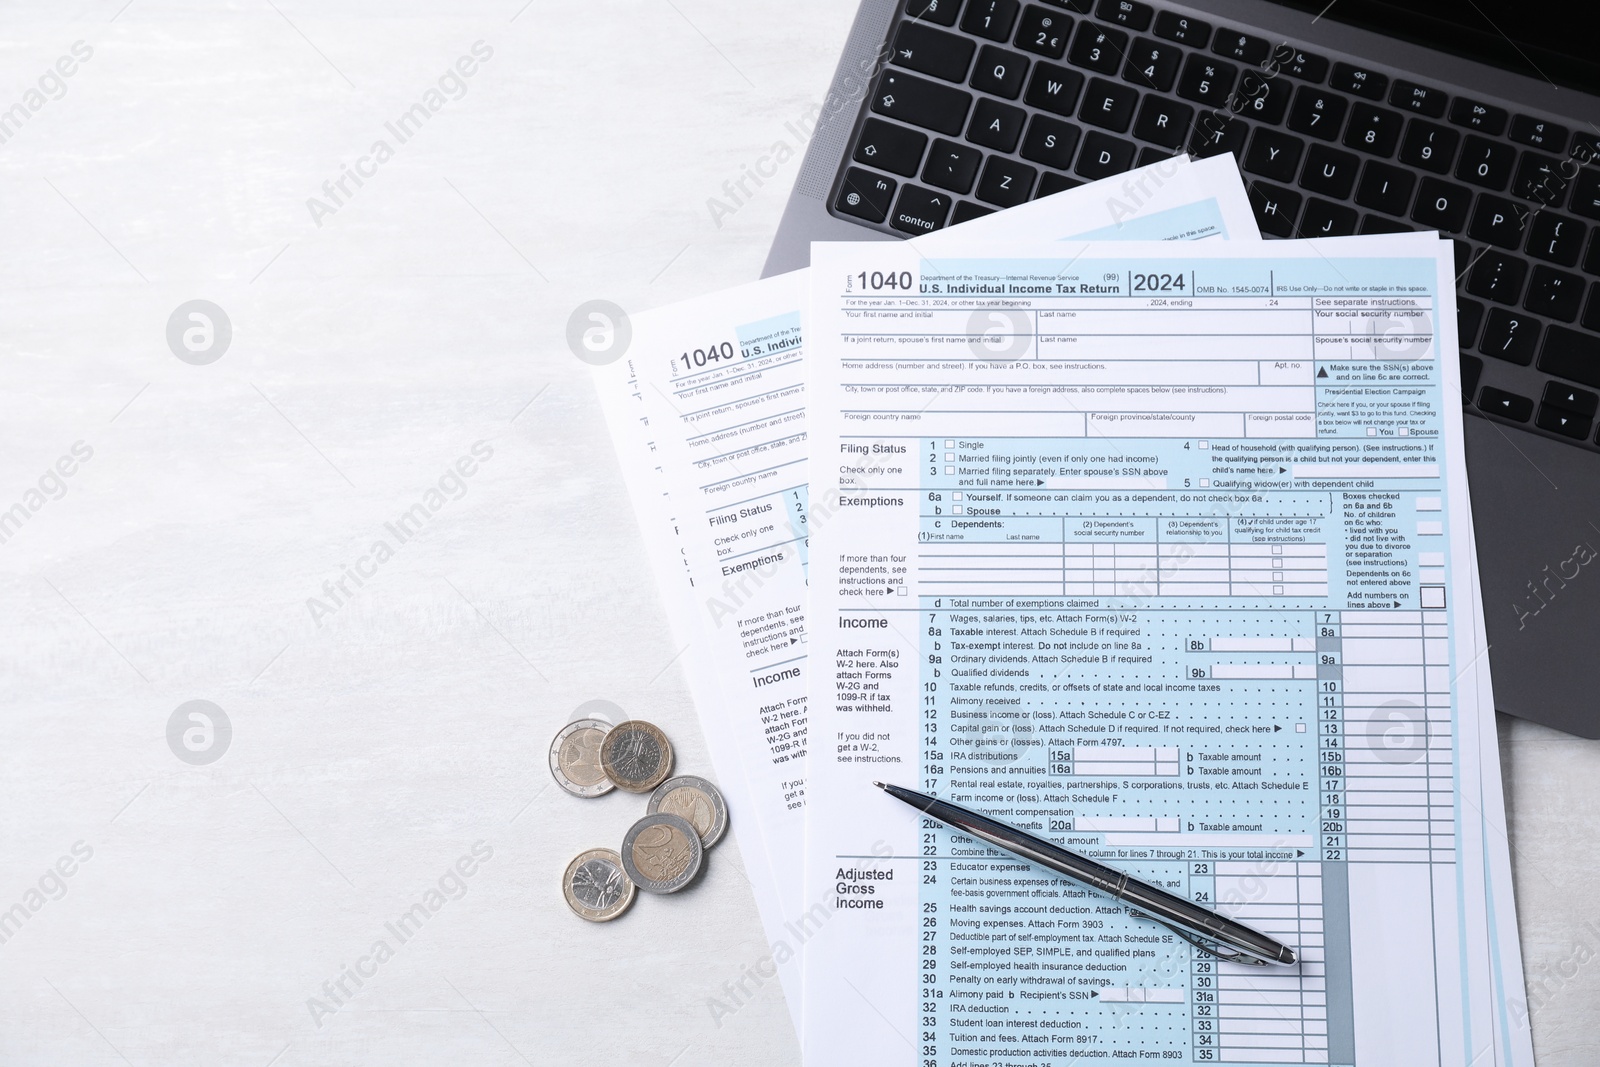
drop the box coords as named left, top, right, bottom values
left=970, top=45, right=1030, bottom=98
left=854, top=118, right=929, bottom=177
left=1131, top=95, right=1192, bottom=149
left=1465, top=249, right=1528, bottom=304
left=1514, top=152, right=1568, bottom=207
left=1287, top=86, right=1348, bottom=141
left=1176, top=55, right=1237, bottom=108
left=1041, top=0, right=1094, bottom=10
left=1076, top=131, right=1136, bottom=179
left=1188, top=112, right=1248, bottom=159
left=1342, top=103, right=1402, bottom=157
left=951, top=200, right=995, bottom=224
left=1068, top=22, right=1128, bottom=75
left=1536, top=403, right=1592, bottom=439
left=1022, top=114, right=1081, bottom=167
left=1478, top=307, right=1539, bottom=364
left=1276, top=47, right=1329, bottom=83
left=1079, top=77, right=1138, bottom=133
left=871, top=69, right=972, bottom=136
left=1248, top=181, right=1302, bottom=237
left=1572, top=168, right=1600, bottom=220
left=1584, top=282, right=1600, bottom=330
left=1478, top=385, right=1533, bottom=421
left=1014, top=5, right=1071, bottom=59
left=1243, top=128, right=1304, bottom=182
left=890, top=184, right=954, bottom=234
left=976, top=155, right=1037, bottom=206
left=962, top=0, right=1022, bottom=42
left=922, top=138, right=984, bottom=193
left=1458, top=297, right=1485, bottom=347
left=1136, top=145, right=1177, bottom=167
left=967, top=98, right=1028, bottom=151
left=1454, top=135, right=1517, bottom=191
left=1354, top=161, right=1416, bottom=216
left=1461, top=354, right=1484, bottom=401
left=1236, top=72, right=1290, bottom=125
left=1095, top=0, right=1152, bottom=31
left=1448, top=98, right=1507, bottom=135
left=1360, top=214, right=1413, bottom=234
left=1025, top=61, right=1085, bottom=115
left=1153, top=10, right=1209, bottom=46
left=1452, top=238, right=1474, bottom=279
left=1526, top=212, right=1586, bottom=266
left=906, top=0, right=961, bottom=26
left=1539, top=325, right=1600, bottom=388
left=1301, top=144, right=1361, bottom=199
left=893, top=21, right=977, bottom=82
left=1330, top=62, right=1387, bottom=100
left=1544, top=380, right=1598, bottom=417
left=1300, top=197, right=1357, bottom=236
left=1212, top=28, right=1269, bottom=65
left=1467, top=194, right=1528, bottom=249
left=1035, top=171, right=1082, bottom=197
left=1121, top=37, right=1181, bottom=92
left=1390, top=80, right=1447, bottom=117
left=1509, top=114, right=1567, bottom=151
left=1398, top=120, right=1458, bottom=173
left=1524, top=265, right=1585, bottom=321
left=835, top=167, right=896, bottom=222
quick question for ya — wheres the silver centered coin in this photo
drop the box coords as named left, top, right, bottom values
left=599, top=720, right=673, bottom=793
left=647, top=775, right=728, bottom=849
left=562, top=848, right=636, bottom=922
left=619, top=812, right=703, bottom=894
left=549, top=718, right=615, bottom=798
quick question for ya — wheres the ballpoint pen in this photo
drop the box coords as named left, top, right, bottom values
left=876, top=781, right=1297, bottom=967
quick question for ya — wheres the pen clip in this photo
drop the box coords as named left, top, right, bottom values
left=1128, top=910, right=1274, bottom=968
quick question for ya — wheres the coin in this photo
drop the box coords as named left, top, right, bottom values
left=599, top=720, right=674, bottom=793
left=549, top=718, right=615, bottom=798
left=647, top=775, right=728, bottom=849
left=562, top=848, right=636, bottom=922
left=620, top=812, right=703, bottom=894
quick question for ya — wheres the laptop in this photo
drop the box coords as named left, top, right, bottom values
left=764, top=0, right=1600, bottom=737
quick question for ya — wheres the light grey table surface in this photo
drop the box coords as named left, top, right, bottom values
left=0, top=3, right=1594, bottom=1065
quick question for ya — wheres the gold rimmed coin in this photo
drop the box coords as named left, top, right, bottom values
left=599, top=720, right=673, bottom=793
left=549, top=718, right=615, bottom=798
left=647, top=775, right=728, bottom=848
left=620, top=812, right=703, bottom=894
left=562, top=848, right=636, bottom=922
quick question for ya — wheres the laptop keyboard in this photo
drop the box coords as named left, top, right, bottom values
left=827, top=0, right=1600, bottom=454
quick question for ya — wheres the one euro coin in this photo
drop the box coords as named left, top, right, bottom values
left=563, top=848, right=636, bottom=922
left=599, top=720, right=674, bottom=793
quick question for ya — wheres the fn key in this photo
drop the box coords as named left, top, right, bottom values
left=836, top=167, right=897, bottom=223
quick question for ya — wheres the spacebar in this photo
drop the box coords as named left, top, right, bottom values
left=869, top=69, right=972, bottom=137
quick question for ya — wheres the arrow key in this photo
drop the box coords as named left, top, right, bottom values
left=891, top=20, right=976, bottom=82
left=1542, top=380, right=1597, bottom=417
left=1477, top=385, right=1533, bottom=422
left=1536, top=402, right=1593, bottom=439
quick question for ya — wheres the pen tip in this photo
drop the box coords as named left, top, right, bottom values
left=872, top=781, right=886, bottom=789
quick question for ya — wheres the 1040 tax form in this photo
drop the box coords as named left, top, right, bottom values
left=800, top=235, right=1532, bottom=1066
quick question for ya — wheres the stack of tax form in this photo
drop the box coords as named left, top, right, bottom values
left=593, top=154, right=1534, bottom=1067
